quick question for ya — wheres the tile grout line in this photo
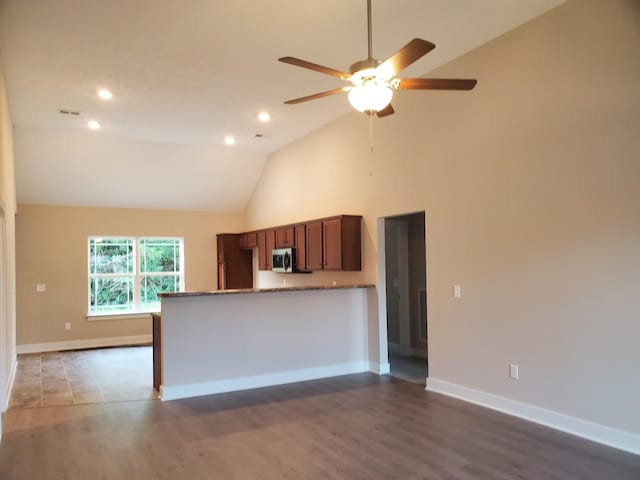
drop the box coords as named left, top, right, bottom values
left=61, top=351, right=75, bottom=404
left=39, top=352, right=43, bottom=408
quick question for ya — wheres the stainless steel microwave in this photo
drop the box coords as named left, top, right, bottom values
left=272, top=247, right=295, bottom=273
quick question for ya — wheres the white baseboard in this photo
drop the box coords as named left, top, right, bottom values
left=426, top=377, right=640, bottom=455
left=369, top=361, right=391, bottom=375
left=161, top=361, right=369, bottom=401
left=16, top=334, right=152, bottom=354
left=4, top=357, right=17, bottom=411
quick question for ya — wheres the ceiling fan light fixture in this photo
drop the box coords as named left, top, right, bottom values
left=348, top=78, right=393, bottom=113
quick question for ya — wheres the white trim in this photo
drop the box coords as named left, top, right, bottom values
left=86, top=312, right=154, bottom=321
left=369, top=361, right=391, bottom=375
left=16, top=334, right=152, bottom=354
left=426, top=377, right=640, bottom=455
left=161, top=361, right=368, bottom=401
left=4, top=356, right=16, bottom=411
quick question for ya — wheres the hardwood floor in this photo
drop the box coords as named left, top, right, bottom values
left=389, top=352, right=428, bottom=385
left=1, top=373, right=638, bottom=479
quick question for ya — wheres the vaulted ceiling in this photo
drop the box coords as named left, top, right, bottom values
left=0, top=0, right=564, bottom=211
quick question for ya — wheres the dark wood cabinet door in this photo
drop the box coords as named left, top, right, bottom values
left=323, top=218, right=342, bottom=270
left=245, top=232, right=258, bottom=249
left=217, top=235, right=252, bottom=289
left=275, top=227, right=295, bottom=248
left=257, top=231, right=267, bottom=270
left=217, top=235, right=224, bottom=263
left=306, top=221, right=323, bottom=270
left=266, top=229, right=276, bottom=270
left=238, top=233, right=248, bottom=250
left=294, top=224, right=306, bottom=271
left=217, top=262, right=225, bottom=290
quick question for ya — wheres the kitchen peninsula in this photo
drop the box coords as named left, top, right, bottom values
left=157, top=284, right=375, bottom=401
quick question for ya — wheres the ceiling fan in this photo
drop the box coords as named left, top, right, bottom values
left=279, top=0, right=477, bottom=117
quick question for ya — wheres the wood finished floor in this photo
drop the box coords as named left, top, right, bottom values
left=1, top=373, right=638, bottom=479
left=389, top=352, right=428, bottom=386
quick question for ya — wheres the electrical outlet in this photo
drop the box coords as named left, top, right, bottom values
left=509, top=363, right=519, bottom=380
left=65, top=322, right=71, bottom=331
left=36, top=283, right=46, bottom=293
left=453, top=284, right=461, bottom=298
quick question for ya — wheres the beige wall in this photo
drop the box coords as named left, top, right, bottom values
left=245, top=0, right=640, bottom=435
left=0, top=58, right=17, bottom=434
left=16, top=204, right=243, bottom=346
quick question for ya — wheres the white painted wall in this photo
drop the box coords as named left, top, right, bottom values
left=160, top=287, right=372, bottom=400
left=244, top=0, right=640, bottom=449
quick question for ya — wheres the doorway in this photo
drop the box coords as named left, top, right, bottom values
left=384, top=212, right=427, bottom=385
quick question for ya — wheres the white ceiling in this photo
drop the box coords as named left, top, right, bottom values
left=0, top=0, right=565, bottom=211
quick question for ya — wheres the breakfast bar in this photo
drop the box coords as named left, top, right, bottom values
left=157, top=284, right=375, bottom=401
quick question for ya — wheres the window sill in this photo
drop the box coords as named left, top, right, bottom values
left=86, top=310, right=159, bottom=321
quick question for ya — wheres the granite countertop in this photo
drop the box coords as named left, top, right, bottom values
left=159, top=283, right=375, bottom=298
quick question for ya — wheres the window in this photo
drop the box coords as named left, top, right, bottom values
left=88, top=237, right=184, bottom=315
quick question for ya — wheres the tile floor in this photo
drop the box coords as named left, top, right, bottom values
left=9, top=346, right=158, bottom=409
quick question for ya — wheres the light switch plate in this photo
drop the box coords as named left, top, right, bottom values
left=453, top=284, right=461, bottom=298
left=510, top=364, right=519, bottom=380
left=36, top=283, right=46, bottom=293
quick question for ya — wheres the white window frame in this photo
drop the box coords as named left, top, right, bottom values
left=87, top=236, right=185, bottom=318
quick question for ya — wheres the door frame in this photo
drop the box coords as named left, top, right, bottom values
left=0, top=203, right=6, bottom=417
left=376, top=212, right=429, bottom=378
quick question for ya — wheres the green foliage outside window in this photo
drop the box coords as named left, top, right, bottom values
left=89, top=237, right=183, bottom=313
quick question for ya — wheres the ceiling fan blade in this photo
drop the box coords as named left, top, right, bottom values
left=376, top=104, right=395, bottom=117
left=398, top=78, right=477, bottom=90
left=278, top=57, right=349, bottom=80
left=284, top=87, right=347, bottom=105
left=377, top=39, right=436, bottom=78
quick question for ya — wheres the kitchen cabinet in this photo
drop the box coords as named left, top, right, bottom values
left=230, top=214, right=361, bottom=275
left=266, top=229, right=275, bottom=269
left=305, top=216, right=361, bottom=271
left=257, top=229, right=275, bottom=271
left=323, top=217, right=342, bottom=270
left=217, top=234, right=252, bottom=289
left=294, top=224, right=307, bottom=271
left=275, top=226, right=295, bottom=248
left=257, top=231, right=267, bottom=270
left=305, top=221, right=323, bottom=270
left=239, top=232, right=257, bottom=250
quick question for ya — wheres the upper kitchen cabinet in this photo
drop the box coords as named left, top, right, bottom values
left=294, top=224, right=307, bottom=271
left=322, top=215, right=361, bottom=271
left=304, top=215, right=361, bottom=271
left=275, top=226, right=295, bottom=248
left=305, top=221, right=323, bottom=271
left=257, top=229, right=276, bottom=271
left=217, top=234, right=252, bottom=290
left=239, top=232, right=257, bottom=250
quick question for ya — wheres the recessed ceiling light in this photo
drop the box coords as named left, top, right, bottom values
left=224, top=136, right=236, bottom=145
left=98, top=89, right=113, bottom=100
left=87, top=120, right=101, bottom=130
left=258, top=112, right=271, bottom=122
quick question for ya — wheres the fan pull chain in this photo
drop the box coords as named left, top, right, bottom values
left=369, top=113, right=374, bottom=153
left=369, top=113, right=374, bottom=176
